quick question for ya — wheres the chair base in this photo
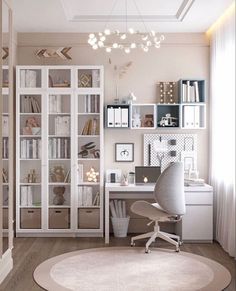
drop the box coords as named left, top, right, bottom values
left=131, top=222, right=181, bottom=253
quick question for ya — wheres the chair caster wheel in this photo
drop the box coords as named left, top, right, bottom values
left=179, top=241, right=183, bottom=246
left=145, top=249, right=151, bottom=254
left=175, top=248, right=180, bottom=252
left=131, top=242, right=135, bottom=247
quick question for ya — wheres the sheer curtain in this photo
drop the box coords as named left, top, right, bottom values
left=209, top=4, right=235, bottom=257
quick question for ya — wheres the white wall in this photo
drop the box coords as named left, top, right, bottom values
left=17, top=33, right=210, bottom=181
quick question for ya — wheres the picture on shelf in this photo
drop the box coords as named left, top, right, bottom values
left=115, top=143, right=134, bottom=162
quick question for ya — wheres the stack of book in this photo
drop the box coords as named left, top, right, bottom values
left=20, top=139, right=41, bottom=159
left=21, top=96, right=41, bottom=113
left=182, top=81, right=200, bottom=103
left=85, top=95, right=100, bottom=113
left=21, top=186, right=33, bottom=206
left=20, top=69, right=37, bottom=88
left=49, top=95, right=62, bottom=113
left=78, top=186, right=99, bottom=206
left=81, top=118, right=99, bottom=135
left=55, top=116, right=70, bottom=136
left=184, top=178, right=205, bottom=186
left=2, top=138, right=8, bottom=159
left=48, top=138, right=70, bottom=159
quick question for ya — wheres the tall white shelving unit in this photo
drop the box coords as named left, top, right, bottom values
left=16, top=65, right=104, bottom=237
left=2, top=66, right=9, bottom=235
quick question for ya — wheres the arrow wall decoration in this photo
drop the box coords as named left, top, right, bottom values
left=35, top=47, right=72, bottom=60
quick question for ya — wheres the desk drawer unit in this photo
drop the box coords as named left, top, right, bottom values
left=20, top=208, right=41, bottom=229
left=182, top=190, right=213, bottom=241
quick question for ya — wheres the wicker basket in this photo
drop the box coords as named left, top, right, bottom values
left=111, top=216, right=130, bottom=238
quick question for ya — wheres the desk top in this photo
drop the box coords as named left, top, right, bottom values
left=105, top=183, right=213, bottom=192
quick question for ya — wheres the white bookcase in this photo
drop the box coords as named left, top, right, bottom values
left=16, top=65, right=104, bottom=237
left=2, top=66, right=9, bottom=233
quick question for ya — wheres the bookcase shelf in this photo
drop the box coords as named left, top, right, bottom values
left=16, top=65, right=104, bottom=237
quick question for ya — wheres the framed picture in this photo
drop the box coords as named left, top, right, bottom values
left=115, top=143, right=134, bottom=162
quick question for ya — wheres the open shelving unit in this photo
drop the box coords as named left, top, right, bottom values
left=16, top=65, right=104, bottom=237
left=105, top=79, right=206, bottom=130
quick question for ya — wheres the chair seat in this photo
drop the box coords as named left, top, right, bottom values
left=131, top=200, right=170, bottom=221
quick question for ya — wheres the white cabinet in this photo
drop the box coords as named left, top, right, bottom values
left=181, top=189, right=213, bottom=242
left=16, top=66, right=104, bottom=237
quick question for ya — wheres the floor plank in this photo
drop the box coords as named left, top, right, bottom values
left=0, top=237, right=235, bottom=291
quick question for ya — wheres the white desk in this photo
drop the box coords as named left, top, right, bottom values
left=105, top=183, right=213, bottom=244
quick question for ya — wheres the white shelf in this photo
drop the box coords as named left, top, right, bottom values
left=77, top=206, right=100, bottom=209
left=16, top=65, right=104, bottom=236
left=77, top=182, right=100, bottom=186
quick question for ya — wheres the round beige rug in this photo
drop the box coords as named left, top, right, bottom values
left=34, top=247, right=231, bottom=291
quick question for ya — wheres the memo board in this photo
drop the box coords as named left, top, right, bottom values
left=143, top=133, right=197, bottom=172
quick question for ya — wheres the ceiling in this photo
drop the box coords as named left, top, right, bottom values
left=12, top=0, right=233, bottom=33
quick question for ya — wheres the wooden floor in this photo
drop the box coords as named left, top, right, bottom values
left=0, top=237, right=235, bottom=291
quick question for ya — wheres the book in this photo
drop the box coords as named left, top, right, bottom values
left=193, top=81, right=200, bottom=102
left=77, top=164, right=83, bottom=182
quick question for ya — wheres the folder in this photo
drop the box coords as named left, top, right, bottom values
left=114, top=107, right=121, bottom=127
left=107, top=107, right=115, bottom=127
left=121, top=108, right=129, bottom=127
left=184, top=106, right=194, bottom=128
left=194, top=106, right=200, bottom=128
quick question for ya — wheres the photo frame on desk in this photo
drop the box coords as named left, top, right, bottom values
left=115, top=143, right=134, bottom=162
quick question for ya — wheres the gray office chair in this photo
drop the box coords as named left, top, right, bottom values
left=130, top=162, right=185, bottom=253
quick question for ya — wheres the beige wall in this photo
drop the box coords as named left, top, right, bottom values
left=17, top=33, right=210, bottom=181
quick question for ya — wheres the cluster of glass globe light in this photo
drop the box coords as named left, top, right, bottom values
left=88, top=28, right=165, bottom=53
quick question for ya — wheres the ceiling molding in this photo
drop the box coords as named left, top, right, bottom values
left=62, top=0, right=195, bottom=23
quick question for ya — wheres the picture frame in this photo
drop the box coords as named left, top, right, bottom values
left=115, top=143, right=134, bottom=162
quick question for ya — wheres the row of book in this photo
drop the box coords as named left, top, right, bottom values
left=81, top=118, right=99, bottom=135
left=48, top=138, right=70, bottom=159
left=55, top=116, right=70, bottom=136
left=21, top=96, right=41, bottom=113
left=20, top=69, right=38, bottom=88
left=21, top=139, right=41, bottom=159
left=182, top=81, right=200, bottom=103
left=109, top=200, right=127, bottom=218
left=2, top=138, right=9, bottom=159
left=20, top=186, right=35, bottom=206
left=49, top=95, right=63, bottom=113
left=78, top=186, right=100, bottom=206
left=84, top=95, right=100, bottom=113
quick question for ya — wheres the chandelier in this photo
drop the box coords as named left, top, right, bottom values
left=87, top=0, right=165, bottom=53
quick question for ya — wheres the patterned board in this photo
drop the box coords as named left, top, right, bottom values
left=144, top=133, right=197, bottom=172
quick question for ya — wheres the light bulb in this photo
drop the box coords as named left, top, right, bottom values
left=100, top=36, right=106, bottom=42
left=98, top=41, right=104, bottom=47
left=104, top=29, right=111, bottom=35
left=155, top=43, right=160, bottom=49
left=129, top=28, right=134, bottom=34
left=125, top=48, right=130, bottom=54
left=89, top=33, right=95, bottom=39
left=92, top=44, right=98, bottom=50
left=120, top=34, right=126, bottom=40
left=146, top=41, right=152, bottom=47
left=142, top=35, right=148, bottom=41
left=151, top=30, right=155, bottom=36
left=113, top=43, right=118, bottom=48
left=130, top=43, right=136, bottom=49
left=98, top=32, right=103, bottom=36
left=160, top=34, right=165, bottom=41
left=106, top=47, right=112, bottom=53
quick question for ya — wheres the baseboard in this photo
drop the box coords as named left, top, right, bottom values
left=0, top=249, right=13, bottom=284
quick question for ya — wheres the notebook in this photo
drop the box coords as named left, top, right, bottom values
left=135, top=166, right=161, bottom=184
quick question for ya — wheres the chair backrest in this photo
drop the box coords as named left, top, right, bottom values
left=154, top=162, right=185, bottom=215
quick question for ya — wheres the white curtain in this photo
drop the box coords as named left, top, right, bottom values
left=209, top=6, right=235, bottom=257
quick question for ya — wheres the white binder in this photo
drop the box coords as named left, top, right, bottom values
left=107, top=107, right=115, bottom=127
left=121, top=108, right=129, bottom=127
left=184, top=106, right=194, bottom=128
left=114, top=107, right=121, bottom=127
left=194, top=106, right=200, bottom=128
